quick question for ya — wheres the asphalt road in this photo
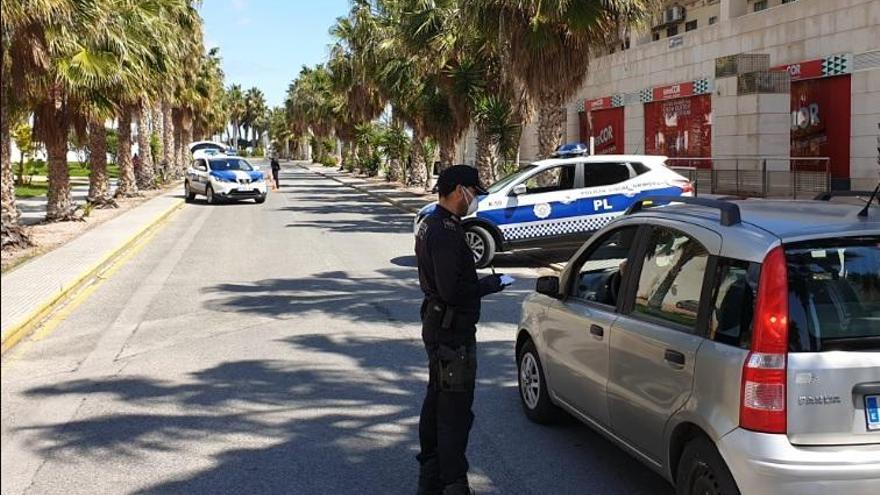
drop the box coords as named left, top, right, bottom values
left=1, top=162, right=673, bottom=495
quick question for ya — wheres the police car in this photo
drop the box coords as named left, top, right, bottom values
left=184, top=153, right=268, bottom=204
left=414, top=154, right=693, bottom=267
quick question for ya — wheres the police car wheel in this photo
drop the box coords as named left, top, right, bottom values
left=517, top=340, right=562, bottom=424
left=465, top=225, right=495, bottom=268
left=184, top=182, right=196, bottom=202
left=255, top=194, right=266, bottom=204
left=206, top=184, right=216, bottom=204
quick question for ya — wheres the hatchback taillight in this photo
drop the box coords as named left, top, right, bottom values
left=740, top=245, right=789, bottom=434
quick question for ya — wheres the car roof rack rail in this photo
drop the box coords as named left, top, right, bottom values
left=625, top=195, right=742, bottom=226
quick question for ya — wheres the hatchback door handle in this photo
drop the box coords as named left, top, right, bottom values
left=590, top=324, right=604, bottom=339
left=664, top=349, right=685, bottom=367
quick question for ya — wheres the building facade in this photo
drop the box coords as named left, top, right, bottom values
left=475, top=0, right=879, bottom=191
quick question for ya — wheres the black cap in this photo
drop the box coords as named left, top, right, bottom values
left=435, top=165, right=488, bottom=195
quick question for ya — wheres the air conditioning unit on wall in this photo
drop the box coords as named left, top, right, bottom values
left=664, top=5, right=686, bottom=24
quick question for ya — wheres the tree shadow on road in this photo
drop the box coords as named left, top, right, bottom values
left=19, top=333, right=670, bottom=494
left=202, top=269, right=424, bottom=324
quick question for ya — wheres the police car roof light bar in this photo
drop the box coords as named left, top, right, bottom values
left=626, top=195, right=742, bottom=226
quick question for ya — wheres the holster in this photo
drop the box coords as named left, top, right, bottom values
left=422, top=298, right=456, bottom=330
left=437, top=344, right=477, bottom=392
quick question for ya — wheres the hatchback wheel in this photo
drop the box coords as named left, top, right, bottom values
left=206, top=184, right=216, bottom=204
left=517, top=339, right=561, bottom=424
left=675, top=437, right=739, bottom=495
left=465, top=225, right=495, bottom=268
left=184, top=182, right=196, bottom=203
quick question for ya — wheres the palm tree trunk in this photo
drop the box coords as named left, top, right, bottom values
left=115, top=106, right=139, bottom=197
left=475, top=125, right=499, bottom=186
left=162, top=101, right=175, bottom=178
left=87, top=120, right=115, bottom=208
left=536, top=90, right=567, bottom=160
left=172, top=108, right=185, bottom=177
left=439, top=141, right=455, bottom=171
left=151, top=102, right=165, bottom=183
left=136, top=101, right=155, bottom=189
left=181, top=109, right=194, bottom=164
left=408, top=130, right=428, bottom=189
left=45, top=126, right=76, bottom=222
left=1, top=71, right=31, bottom=248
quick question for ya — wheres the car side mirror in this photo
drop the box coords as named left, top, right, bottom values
left=196, top=165, right=207, bottom=172
left=511, top=183, right=527, bottom=196
left=536, top=276, right=561, bottom=298
left=253, top=165, right=261, bottom=171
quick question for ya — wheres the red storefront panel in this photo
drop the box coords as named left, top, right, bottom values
left=587, top=107, right=625, bottom=154
left=644, top=94, right=712, bottom=168
left=790, top=75, right=851, bottom=179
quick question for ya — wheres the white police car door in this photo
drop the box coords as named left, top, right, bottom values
left=491, top=164, right=580, bottom=242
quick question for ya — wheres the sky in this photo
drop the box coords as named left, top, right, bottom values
left=199, top=0, right=350, bottom=108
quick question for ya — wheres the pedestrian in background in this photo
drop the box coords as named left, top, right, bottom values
left=270, top=157, right=281, bottom=189
left=414, top=165, right=508, bottom=495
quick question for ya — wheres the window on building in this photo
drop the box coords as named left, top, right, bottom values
left=653, top=32, right=661, bottom=41
left=754, top=0, right=767, bottom=12
left=666, top=25, right=679, bottom=37
left=782, top=0, right=797, bottom=3
left=685, top=20, right=698, bottom=31
left=708, top=16, right=718, bottom=25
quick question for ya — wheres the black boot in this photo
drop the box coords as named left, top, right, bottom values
left=416, top=457, right=443, bottom=495
left=441, top=478, right=474, bottom=495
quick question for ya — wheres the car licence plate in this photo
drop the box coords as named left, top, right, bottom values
left=866, top=395, right=880, bottom=431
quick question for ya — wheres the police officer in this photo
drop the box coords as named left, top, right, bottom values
left=270, top=156, right=281, bottom=189
left=415, top=165, right=507, bottom=495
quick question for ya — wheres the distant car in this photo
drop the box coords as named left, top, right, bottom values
left=515, top=194, right=880, bottom=495
left=185, top=155, right=267, bottom=204
left=414, top=155, right=693, bottom=267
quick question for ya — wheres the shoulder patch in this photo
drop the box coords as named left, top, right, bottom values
left=442, top=218, right=458, bottom=231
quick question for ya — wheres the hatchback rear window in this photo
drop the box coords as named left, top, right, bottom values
left=786, top=237, right=880, bottom=352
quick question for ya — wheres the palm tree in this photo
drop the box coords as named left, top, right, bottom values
left=243, top=87, right=266, bottom=148
left=226, top=84, right=245, bottom=147
left=468, top=0, right=656, bottom=159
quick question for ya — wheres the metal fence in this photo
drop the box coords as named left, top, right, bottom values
left=666, top=157, right=831, bottom=199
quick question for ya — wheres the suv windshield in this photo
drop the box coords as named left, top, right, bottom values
left=487, top=165, right=538, bottom=194
left=209, top=158, right=253, bottom=172
left=786, top=236, right=880, bottom=351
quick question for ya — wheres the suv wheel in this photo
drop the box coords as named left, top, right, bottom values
left=517, top=339, right=561, bottom=424
left=206, top=184, right=216, bottom=204
left=465, top=225, right=495, bottom=268
left=184, top=181, right=196, bottom=203
left=675, top=436, right=739, bottom=495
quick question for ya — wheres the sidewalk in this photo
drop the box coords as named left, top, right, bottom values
left=1, top=188, right=183, bottom=353
left=297, top=162, right=434, bottom=214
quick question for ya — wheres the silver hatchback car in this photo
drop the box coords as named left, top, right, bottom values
left=516, top=193, right=880, bottom=495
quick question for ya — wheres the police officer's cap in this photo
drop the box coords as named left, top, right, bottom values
left=434, top=165, right=488, bottom=195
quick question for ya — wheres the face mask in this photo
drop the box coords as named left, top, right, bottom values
left=461, top=186, right=479, bottom=216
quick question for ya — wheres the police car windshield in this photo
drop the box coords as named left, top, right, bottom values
left=209, top=158, right=253, bottom=172
left=487, top=165, right=538, bottom=194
